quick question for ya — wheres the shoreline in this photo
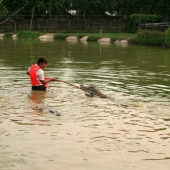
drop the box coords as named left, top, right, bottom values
left=0, top=33, right=129, bottom=45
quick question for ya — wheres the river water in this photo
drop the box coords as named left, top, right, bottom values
left=0, top=38, right=170, bottom=170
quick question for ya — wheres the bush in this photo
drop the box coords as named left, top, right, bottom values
left=3, top=32, right=13, bottom=38
left=130, top=30, right=165, bottom=46
left=54, top=34, right=69, bottom=39
left=165, top=28, right=170, bottom=47
left=124, top=14, right=163, bottom=33
left=17, top=30, right=42, bottom=38
left=131, top=14, right=162, bottom=25
left=87, top=36, right=100, bottom=41
left=0, top=4, right=5, bottom=19
left=77, top=34, right=86, bottom=39
left=110, top=37, right=118, bottom=42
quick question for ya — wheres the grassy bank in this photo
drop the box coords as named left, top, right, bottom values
left=2, top=30, right=170, bottom=48
left=1, top=30, right=137, bottom=41
left=54, top=32, right=136, bottom=39
left=54, top=32, right=136, bottom=41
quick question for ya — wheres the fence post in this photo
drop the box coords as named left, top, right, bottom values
left=30, top=6, right=34, bottom=31
left=69, top=20, right=70, bottom=30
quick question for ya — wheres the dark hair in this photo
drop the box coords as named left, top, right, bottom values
left=37, top=58, right=47, bottom=65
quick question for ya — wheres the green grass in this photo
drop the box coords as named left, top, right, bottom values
left=17, top=30, right=43, bottom=39
left=56, top=32, right=136, bottom=38
left=2, top=30, right=137, bottom=42
left=54, top=32, right=137, bottom=41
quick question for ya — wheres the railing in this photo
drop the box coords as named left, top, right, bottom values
left=139, top=22, right=170, bottom=31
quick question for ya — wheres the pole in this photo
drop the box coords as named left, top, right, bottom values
left=30, top=6, right=34, bottom=31
left=55, top=79, right=80, bottom=89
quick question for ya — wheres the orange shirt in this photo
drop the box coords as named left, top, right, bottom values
left=29, top=64, right=43, bottom=86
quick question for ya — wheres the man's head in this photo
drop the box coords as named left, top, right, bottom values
left=37, top=58, right=47, bottom=70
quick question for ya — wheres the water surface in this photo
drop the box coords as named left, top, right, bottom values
left=0, top=38, right=170, bottom=170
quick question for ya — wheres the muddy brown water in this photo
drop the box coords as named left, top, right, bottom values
left=0, top=39, right=170, bottom=170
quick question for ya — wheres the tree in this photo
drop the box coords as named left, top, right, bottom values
left=0, top=0, right=5, bottom=19
left=151, top=0, right=170, bottom=17
left=1, top=0, right=170, bottom=20
left=69, top=0, right=118, bottom=19
left=0, top=0, right=24, bottom=24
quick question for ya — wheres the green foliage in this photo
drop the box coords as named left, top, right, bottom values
left=1, top=0, right=170, bottom=17
left=124, top=14, right=163, bottom=33
left=3, top=33, right=13, bottom=38
left=17, top=30, right=42, bottom=38
left=165, top=28, right=170, bottom=47
left=54, top=33, right=87, bottom=40
left=110, top=37, right=119, bottom=42
left=0, top=4, right=5, bottom=19
left=76, top=34, right=86, bottom=39
left=130, top=30, right=165, bottom=46
left=152, top=1, right=170, bottom=16
left=130, top=14, right=162, bottom=24
left=54, top=34, right=70, bottom=39
left=70, top=0, right=118, bottom=15
left=87, top=36, right=100, bottom=41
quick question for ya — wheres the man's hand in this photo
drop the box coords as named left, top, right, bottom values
left=26, top=71, right=30, bottom=75
left=40, top=77, right=56, bottom=84
left=50, top=78, right=56, bottom=81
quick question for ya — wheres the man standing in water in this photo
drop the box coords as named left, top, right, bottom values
left=27, top=58, right=56, bottom=91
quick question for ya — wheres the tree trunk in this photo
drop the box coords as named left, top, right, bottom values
left=0, top=7, right=24, bottom=25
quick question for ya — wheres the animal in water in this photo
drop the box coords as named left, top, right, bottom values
left=80, top=84, right=128, bottom=107
left=35, top=105, right=61, bottom=116
left=80, top=84, right=107, bottom=98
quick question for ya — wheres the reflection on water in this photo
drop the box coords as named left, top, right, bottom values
left=29, top=91, right=47, bottom=104
left=0, top=39, right=170, bottom=170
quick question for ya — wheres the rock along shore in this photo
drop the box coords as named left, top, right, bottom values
left=0, top=33, right=129, bottom=45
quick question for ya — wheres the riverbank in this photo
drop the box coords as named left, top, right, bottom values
left=1, top=30, right=169, bottom=47
left=0, top=31, right=136, bottom=45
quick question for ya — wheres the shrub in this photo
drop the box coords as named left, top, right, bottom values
left=3, top=33, right=13, bottom=38
left=165, top=28, right=170, bottom=47
left=0, top=4, right=5, bottom=19
left=87, top=36, right=100, bottom=41
left=124, top=14, right=163, bottom=33
left=130, top=30, right=165, bottom=46
left=110, top=37, right=118, bottom=42
left=54, top=34, right=69, bottom=39
left=131, top=14, right=162, bottom=25
left=77, top=34, right=86, bottom=39
left=17, top=30, right=42, bottom=38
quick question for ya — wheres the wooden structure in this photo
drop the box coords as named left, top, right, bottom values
left=0, top=15, right=125, bottom=32
left=139, top=22, right=170, bottom=31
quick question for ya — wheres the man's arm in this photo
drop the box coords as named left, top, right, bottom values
left=27, top=67, right=30, bottom=75
left=26, top=71, right=29, bottom=75
left=39, top=78, right=56, bottom=84
left=38, top=69, right=56, bottom=84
